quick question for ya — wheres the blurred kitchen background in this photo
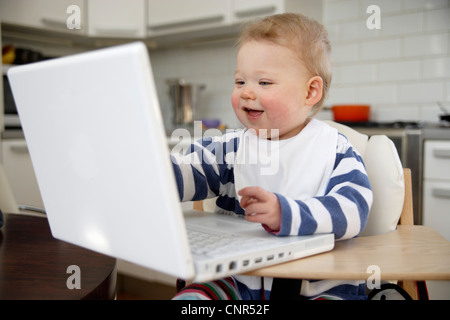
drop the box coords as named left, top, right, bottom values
left=1, top=0, right=449, bottom=299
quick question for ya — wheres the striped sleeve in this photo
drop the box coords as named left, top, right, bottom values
left=170, top=132, right=240, bottom=203
left=271, top=134, right=373, bottom=240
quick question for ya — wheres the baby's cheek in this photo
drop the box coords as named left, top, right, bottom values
left=259, top=96, right=283, bottom=120
left=258, top=94, right=278, bottom=111
left=231, top=93, right=239, bottom=111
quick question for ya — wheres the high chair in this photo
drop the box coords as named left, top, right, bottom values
left=194, top=120, right=422, bottom=299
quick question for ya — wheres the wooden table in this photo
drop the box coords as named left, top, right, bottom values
left=0, top=213, right=117, bottom=299
left=246, top=225, right=450, bottom=281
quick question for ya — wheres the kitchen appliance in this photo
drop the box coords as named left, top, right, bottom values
left=167, top=79, right=205, bottom=126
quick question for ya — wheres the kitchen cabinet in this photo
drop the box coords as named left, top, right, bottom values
left=423, top=139, right=450, bottom=300
left=423, top=179, right=450, bottom=241
left=0, top=0, right=147, bottom=39
left=1, top=139, right=44, bottom=209
left=232, top=0, right=323, bottom=24
left=1, top=0, right=322, bottom=42
left=147, top=0, right=322, bottom=38
left=87, top=0, right=147, bottom=38
left=0, top=0, right=86, bottom=35
left=232, top=0, right=282, bottom=22
left=423, top=140, right=450, bottom=241
left=147, top=0, right=232, bottom=37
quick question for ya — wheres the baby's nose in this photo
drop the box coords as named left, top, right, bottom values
left=241, top=87, right=256, bottom=100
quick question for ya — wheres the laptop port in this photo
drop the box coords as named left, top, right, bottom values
left=255, top=257, right=263, bottom=264
left=229, top=261, right=237, bottom=270
left=278, top=252, right=285, bottom=258
left=267, top=254, right=274, bottom=261
left=216, top=264, right=223, bottom=273
left=243, top=260, right=250, bottom=267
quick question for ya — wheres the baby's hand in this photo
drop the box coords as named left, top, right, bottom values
left=238, top=186, right=281, bottom=232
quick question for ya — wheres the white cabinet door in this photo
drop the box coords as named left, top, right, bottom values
left=424, top=140, right=450, bottom=181
left=1, top=139, right=44, bottom=209
left=147, top=0, right=231, bottom=36
left=0, top=0, right=86, bottom=35
left=423, top=140, right=450, bottom=241
left=422, top=140, right=450, bottom=300
left=88, top=0, right=146, bottom=38
left=423, top=180, right=450, bottom=241
left=232, top=0, right=281, bottom=22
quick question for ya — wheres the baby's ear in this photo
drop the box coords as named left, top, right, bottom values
left=306, top=76, right=323, bottom=107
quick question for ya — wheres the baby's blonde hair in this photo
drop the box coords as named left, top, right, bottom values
left=238, top=13, right=332, bottom=115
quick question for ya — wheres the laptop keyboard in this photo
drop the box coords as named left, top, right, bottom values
left=187, top=229, right=273, bottom=257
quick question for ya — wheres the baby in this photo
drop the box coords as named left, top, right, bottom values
left=171, top=13, right=373, bottom=300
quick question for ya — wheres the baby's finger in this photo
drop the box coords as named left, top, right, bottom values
left=238, top=186, right=268, bottom=202
left=243, top=202, right=267, bottom=217
left=239, top=195, right=257, bottom=209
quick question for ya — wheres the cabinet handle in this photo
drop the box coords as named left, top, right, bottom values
left=148, top=14, right=224, bottom=31
left=94, top=26, right=140, bottom=36
left=41, top=17, right=69, bottom=29
left=433, top=188, right=450, bottom=199
left=433, top=148, right=450, bottom=158
left=10, top=144, right=28, bottom=153
left=235, top=5, right=276, bottom=18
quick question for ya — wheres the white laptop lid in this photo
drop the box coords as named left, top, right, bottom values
left=8, top=42, right=195, bottom=280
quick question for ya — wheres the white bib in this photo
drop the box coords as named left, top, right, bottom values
left=234, top=119, right=338, bottom=201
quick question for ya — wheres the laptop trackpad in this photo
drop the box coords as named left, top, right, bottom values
left=184, top=210, right=267, bottom=236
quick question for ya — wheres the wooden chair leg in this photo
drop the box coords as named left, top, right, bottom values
left=398, top=281, right=418, bottom=300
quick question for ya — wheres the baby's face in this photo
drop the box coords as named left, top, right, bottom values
left=232, top=40, right=314, bottom=140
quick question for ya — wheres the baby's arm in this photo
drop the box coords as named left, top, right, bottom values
left=171, top=133, right=240, bottom=202
left=240, top=136, right=373, bottom=240
left=171, top=138, right=220, bottom=202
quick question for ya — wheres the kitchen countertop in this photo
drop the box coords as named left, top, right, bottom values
left=422, top=125, right=450, bottom=140
left=337, top=122, right=450, bottom=141
left=2, top=123, right=449, bottom=141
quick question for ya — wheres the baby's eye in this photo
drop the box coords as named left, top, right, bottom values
left=235, top=80, right=245, bottom=86
left=259, top=81, right=272, bottom=86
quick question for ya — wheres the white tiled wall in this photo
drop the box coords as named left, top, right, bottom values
left=150, top=0, right=450, bottom=126
left=323, top=0, right=450, bottom=122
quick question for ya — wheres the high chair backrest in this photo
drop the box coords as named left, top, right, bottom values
left=324, top=121, right=405, bottom=236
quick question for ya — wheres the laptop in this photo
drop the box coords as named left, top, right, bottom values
left=8, top=42, right=334, bottom=282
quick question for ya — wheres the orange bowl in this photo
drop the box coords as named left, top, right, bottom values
left=332, top=104, right=370, bottom=122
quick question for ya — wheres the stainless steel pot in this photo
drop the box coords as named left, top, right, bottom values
left=167, top=79, right=205, bottom=125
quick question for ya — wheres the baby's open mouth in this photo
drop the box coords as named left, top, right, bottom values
left=244, top=107, right=264, bottom=117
